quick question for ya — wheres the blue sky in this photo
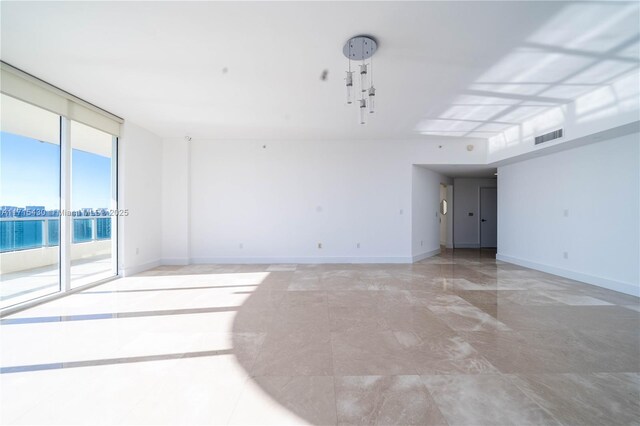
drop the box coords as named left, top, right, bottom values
left=1, top=131, right=111, bottom=210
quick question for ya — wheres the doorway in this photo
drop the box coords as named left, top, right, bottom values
left=439, top=183, right=453, bottom=249
left=480, top=187, right=497, bottom=248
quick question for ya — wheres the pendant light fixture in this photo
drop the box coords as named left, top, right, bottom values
left=346, top=71, right=354, bottom=104
left=368, top=86, right=376, bottom=114
left=359, top=63, right=368, bottom=92
left=343, top=35, right=377, bottom=124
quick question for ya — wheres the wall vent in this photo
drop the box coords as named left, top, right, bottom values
left=535, top=128, right=563, bottom=145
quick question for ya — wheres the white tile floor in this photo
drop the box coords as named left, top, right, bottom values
left=1, top=251, right=638, bottom=425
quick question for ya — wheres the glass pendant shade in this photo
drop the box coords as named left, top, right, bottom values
left=359, top=64, right=368, bottom=92
left=368, top=86, right=375, bottom=113
left=345, top=71, right=354, bottom=104
left=359, top=99, right=367, bottom=124
left=343, top=36, right=377, bottom=124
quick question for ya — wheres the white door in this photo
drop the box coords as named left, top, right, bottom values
left=480, top=187, right=497, bottom=248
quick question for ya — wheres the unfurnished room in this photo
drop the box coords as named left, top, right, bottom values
left=0, top=1, right=639, bottom=425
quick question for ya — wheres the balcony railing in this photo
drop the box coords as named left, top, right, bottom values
left=0, top=216, right=112, bottom=253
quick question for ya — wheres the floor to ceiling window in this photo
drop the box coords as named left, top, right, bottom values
left=0, top=94, right=61, bottom=309
left=70, top=121, right=117, bottom=288
left=0, top=62, right=122, bottom=310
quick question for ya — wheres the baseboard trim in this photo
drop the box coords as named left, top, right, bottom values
left=496, top=253, right=639, bottom=297
left=122, top=259, right=161, bottom=277
left=161, top=258, right=190, bottom=266
left=189, top=256, right=413, bottom=264
left=412, top=248, right=441, bottom=263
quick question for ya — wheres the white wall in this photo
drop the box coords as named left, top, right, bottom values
left=453, top=178, right=497, bottom=248
left=497, top=132, right=640, bottom=296
left=446, top=185, right=454, bottom=249
left=439, top=184, right=447, bottom=245
left=411, top=167, right=450, bottom=261
left=161, top=138, right=190, bottom=264
left=118, top=121, right=163, bottom=275
left=189, top=139, right=411, bottom=262
left=159, top=138, right=481, bottom=264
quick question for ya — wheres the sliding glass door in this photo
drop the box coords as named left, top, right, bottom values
left=0, top=93, right=118, bottom=310
left=0, top=94, right=61, bottom=309
left=70, top=121, right=117, bottom=288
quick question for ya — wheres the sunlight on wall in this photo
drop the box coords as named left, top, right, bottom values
left=488, top=105, right=566, bottom=153
left=575, top=71, right=640, bottom=123
left=414, top=2, right=639, bottom=147
left=528, top=3, right=639, bottom=53
left=488, top=70, right=639, bottom=155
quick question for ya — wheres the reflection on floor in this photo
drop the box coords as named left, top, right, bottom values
left=0, top=255, right=113, bottom=309
left=1, top=249, right=639, bottom=425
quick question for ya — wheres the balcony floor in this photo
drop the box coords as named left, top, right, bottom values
left=0, top=255, right=114, bottom=309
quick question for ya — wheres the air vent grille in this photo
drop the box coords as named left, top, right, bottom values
left=535, top=129, right=563, bottom=145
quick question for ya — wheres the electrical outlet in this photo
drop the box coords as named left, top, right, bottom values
left=135, top=247, right=139, bottom=255
left=239, top=243, right=243, bottom=249
left=356, top=243, right=360, bottom=249
left=399, top=209, right=404, bottom=215
left=421, top=240, right=423, bottom=246
left=563, top=251, right=569, bottom=259
left=318, top=243, right=322, bottom=249
left=564, top=209, right=569, bottom=217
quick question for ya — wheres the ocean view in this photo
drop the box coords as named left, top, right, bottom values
left=0, top=216, right=111, bottom=252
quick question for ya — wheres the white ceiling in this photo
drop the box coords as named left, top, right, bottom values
left=1, top=1, right=638, bottom=140
left=419, top=164, right=497, bottom=179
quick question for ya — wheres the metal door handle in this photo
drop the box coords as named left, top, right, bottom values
left=481, top=219, right=487, bottom=222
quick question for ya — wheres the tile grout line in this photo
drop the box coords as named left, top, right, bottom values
left=224, top=268, right=275, bottom=425
left=507, top=373, right=565, bottom=426
left=327, top=288, right=340, bottom=426
left=417, top=375, right=451, bottom=426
